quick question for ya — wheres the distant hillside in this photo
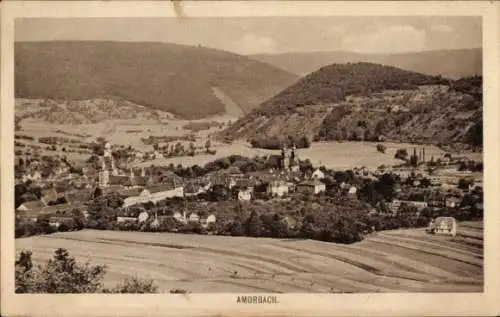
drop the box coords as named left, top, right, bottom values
left=251, top=48, right=482, bottom=79
left=15, top=41, right=298, bottom=119
left=15, top=98, right=176, bottom=125
left=220, top=62, right=482, bottom=149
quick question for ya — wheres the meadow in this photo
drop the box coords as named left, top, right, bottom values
left=15, top=221, right=483, bottom=293
left=130, top=140, right=449, bottom=170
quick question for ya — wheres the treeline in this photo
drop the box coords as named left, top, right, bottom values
left=250, top=135, right=312, bottom=149
left=183, top=121, right=224, bottom=132
left=140, top=135, right=195, bottom=145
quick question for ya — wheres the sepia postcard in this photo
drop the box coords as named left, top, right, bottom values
left=1, top=1, right=499, bottom=316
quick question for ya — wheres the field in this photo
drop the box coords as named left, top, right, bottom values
left=130, top=141, right=449, bottom=170
left=15, top=221, right=483, bottom=293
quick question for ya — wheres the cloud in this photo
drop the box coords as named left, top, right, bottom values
left=229, top=33, right=277, bottom=55
left=341, top=25, right=427, bottom=53
left=431, top=24, right=452, bottom=33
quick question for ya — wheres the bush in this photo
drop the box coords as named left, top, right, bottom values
left=103, top=277, right=158, bottom=294
left=15, top=249, right=160, bottom=293
left=376, top=144, right=386, bottom=153
left=15, top=248, right=106, bottom=293
left=394, top=148, right=408, bottom=160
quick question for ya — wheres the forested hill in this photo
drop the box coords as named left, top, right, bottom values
left=251, top=48, right=482, bottom=79
left=258, top=62, right=449, bottom=114
left=15, top=41, right=298, bottom=119
left=219, top=62, right=482, bottom=150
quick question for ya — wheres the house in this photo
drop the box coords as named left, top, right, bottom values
left=296, top=179, right=326, bottom=195
left=173, top=211, right=187, bottom=224
left=188, top=212, right=200, bottom=223
left=238, top=188, right=253, bottom=201
left=109, top=175, right=132, bottom=187
left=16, top=200, right=46, bottom=213
left=427, top=217, right=457, bottom=236
left=40, top=188, right=61, bottom=206
left=445, top=196, right=461, bottom=208
left=184, top=183, right=202, bottom=197
left=389, top=199, right=402, bottom=216
left=138, top=211, right=149, bottom=223
left=346, top=186, right=357, bottom=198
left=48, top=216, right=74, bottom=229
left=200, top=213, right=216, bottom=228
left=267, top=180, right=289, bottom=197
left=426, top=194, right=446, bottom=209
left=116, top=216, right=137, bottom=223
left=311, top=168, right=325, bottom=180
left=282, top=216, right=297, bottom=229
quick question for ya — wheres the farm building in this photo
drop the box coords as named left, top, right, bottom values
left=427, top=217, right=457, bottom=236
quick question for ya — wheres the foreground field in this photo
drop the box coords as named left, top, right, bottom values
left=16, top=222, right=483, bottom=293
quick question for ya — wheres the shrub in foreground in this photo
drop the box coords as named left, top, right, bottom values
left=15, top=248, right=159, bottom=294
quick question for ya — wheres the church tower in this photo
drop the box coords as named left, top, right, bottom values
left=98, top=159, right=110, bottom=188
left=281, top=143, right=290, bottom=171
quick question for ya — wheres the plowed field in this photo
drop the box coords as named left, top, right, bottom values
left=15, top=221, right=483, bottom=293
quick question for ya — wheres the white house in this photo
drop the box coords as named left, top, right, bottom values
left=200, top=214, right=216, bottom=228
left=296, top=180, right=326, bottom=195
left=173, top=211, right=187, bottom=224
left=116, top=216, right=137, bottom=223
left=267, top=180, right=289, bottom=197
left=311, top=168, right=325, bottom=180
left=188, top=212, right=200, bottom=223
left=138, top=211, right=149, bottom=223
left=238, top=188, right=252, bottom=201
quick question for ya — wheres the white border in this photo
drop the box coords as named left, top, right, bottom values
left=1, top=2, right=499, bottom=316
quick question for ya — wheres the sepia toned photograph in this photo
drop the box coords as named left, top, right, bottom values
left=2, top=1, right=499, bottom=316
left=12, top=14, right=485, bottom=294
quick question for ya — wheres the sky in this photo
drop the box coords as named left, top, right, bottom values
left=15, top=16, right=482, bottom=55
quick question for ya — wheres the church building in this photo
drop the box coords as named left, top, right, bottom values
left=281, top=143, right=300, bottom=173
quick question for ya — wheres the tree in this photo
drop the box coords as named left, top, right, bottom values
left=103, top=277, right=158, bottom=294
left=15, top=249, right=160, bottom=294
left=15, top=248, right=106, bottom=293
left=458, top=178, right=474, bottom=191
left=395, top=148, right=409, bottom=161
left=376, top=144, right=386, bottom=154
left=189, top=142, right=196, bottom=156
left=245, top=211, right=263, bottom=237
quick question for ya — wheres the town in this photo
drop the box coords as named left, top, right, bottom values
left=14, top=136, right=483, bottom=243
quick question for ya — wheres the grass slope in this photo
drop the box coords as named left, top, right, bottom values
left=251, top=48, right=482, bottom=79
left=16, top=223, right=483, bottom=293
left=15, top=41, right=298, bottom=119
